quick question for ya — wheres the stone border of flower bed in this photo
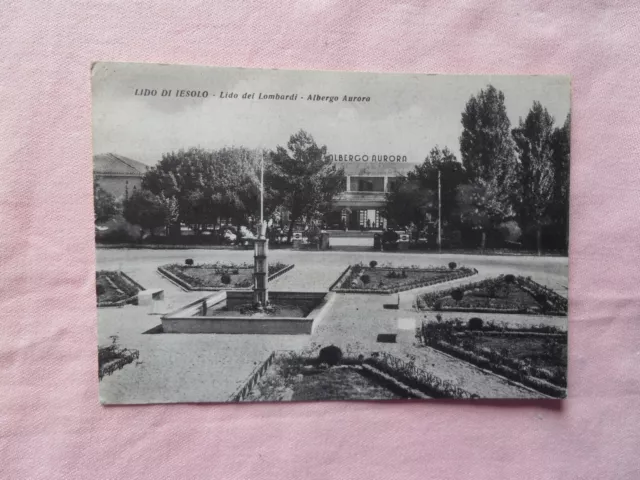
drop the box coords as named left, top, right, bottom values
left=157, top=263, right=295, bottom=291
left=330, top=266, right=478, bottom=294
left=97, top=271, right=144, bottom=308
left=415, top=275, right=568, bottom=315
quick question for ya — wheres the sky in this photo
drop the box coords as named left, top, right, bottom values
left=92, top=62, right=571, bottom=167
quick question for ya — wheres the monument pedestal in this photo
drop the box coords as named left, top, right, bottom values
left=253, top=236, right=269, bottom=306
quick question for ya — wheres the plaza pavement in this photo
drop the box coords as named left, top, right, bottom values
left=97, top=243, right=568, bottom=403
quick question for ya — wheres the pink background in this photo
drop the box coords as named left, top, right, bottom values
left=1, top=1, right=639, bottom=478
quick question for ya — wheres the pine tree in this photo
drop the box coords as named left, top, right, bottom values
left=266, top=130, right=345, bottom=242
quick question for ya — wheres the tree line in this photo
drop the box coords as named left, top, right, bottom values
left=381, top=85, right=570, bottom=253
left=94, top=84, right=569, bottom=252
left=94, top=131, right=346, bottom=242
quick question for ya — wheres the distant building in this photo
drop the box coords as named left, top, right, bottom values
left=93, top=153, right=149, bottom=200
left=327, top=161, right=417, bottom=229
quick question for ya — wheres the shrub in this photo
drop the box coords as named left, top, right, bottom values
left=318, top=345, right=343, bottom=366
left=369, top=260, right=378, bottom=268
left=220, top=274, right=232, bottom=285
left=361, top=274, right=371, bottom=285
left=468, top=317, right=483, bottom=330
left=535, top=293, right=548, bottom=306
left=504, top=274, right=516, bottom=284
left=185, top=258, right=194, bottom=266
left=96, top=284, right=105, bottom=296
left=451, top=289, right=464, bottom=302
left=448, top=262, right=457, bottom=270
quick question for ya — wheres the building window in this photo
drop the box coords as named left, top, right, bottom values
left=350, top=176, right=385, bottom=192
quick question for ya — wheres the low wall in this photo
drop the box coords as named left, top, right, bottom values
left=162, top=316, right=315, bottom=334
left=161, top=291, right=335, bottom=335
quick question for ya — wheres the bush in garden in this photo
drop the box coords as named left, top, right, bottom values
left=361, top=274, right=371, bottom=285
left=185, top=258, right=194, bottom=266
left=468, top=317, right=483, bottom=331
left=534, top=293, right=548, bottom=308
left=451, top=289, right=464, bottom=302
left=369, top=260, right=378, bottom=268
left=220, top=274, right=232, bottom=285
left=448, top=262, right=457, bottom=270
left=504, top=274, right=516, bottom=283
left=318, top=345, right=343, bottom=366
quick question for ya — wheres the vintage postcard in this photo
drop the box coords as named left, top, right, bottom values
left=93, top=62, right=570, bottom=403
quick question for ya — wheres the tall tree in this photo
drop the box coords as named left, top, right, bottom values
left=142, top=147, right=267, bottom=233
left=460, top=85, right=518, bottom=221
left=122, top=190, right=170, bottom=238
left=512, top=101, right=556, bottom=254
left=380, top=176, right=434, bottom=232
left=407, top=146, right=468, bottom=225
left=94, top=181, right=119, bottom=224
left=267, top=130, right=345, bottom=241
left=550, top=113, right=571, bottom=251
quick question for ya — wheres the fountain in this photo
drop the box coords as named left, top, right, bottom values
left=160, top=152, right=335, bottom=335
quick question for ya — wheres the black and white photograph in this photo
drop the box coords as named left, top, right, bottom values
left=93, top=62, right=570, bottom=403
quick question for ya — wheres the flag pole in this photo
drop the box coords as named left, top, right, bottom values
left=260, top=150, right=264, bottom=235
left=438, top=169, right=442, bottom=253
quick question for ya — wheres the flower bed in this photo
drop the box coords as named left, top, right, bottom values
left=418, top=319, right=567, bottom=398
left=331, top=263, right=477, bottom=294
left=415, top=275, right=567, bottom=315
left=159, top=261, right=293, bottom=291
left=98, top=336, right=140, bottom=380
left=96, top=270, right=143, bottom=307
left=236, top=349, right=472, bottom=401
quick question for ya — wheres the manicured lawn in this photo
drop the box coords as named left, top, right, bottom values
left=247, top=363, right=402, bottom=401
left=417, top=276, right=567, bottom=314
left=96, top=271, right=141, bottom=305
left=291, top=368, right=401, bottom=401
left=440, top=284, right=540, bottom=310
left=164, top=262, right=289, bottom=289
left=338, top=265, right=473, bottom=291
left=468, top=335, right=567, bottom=379
left=419, top=319, right=568, bottom=394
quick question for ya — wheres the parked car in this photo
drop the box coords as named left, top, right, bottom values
left=223, top=229, right=237, bottom=243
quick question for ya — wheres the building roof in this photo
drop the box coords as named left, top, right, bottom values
left=335, top=162, right=418, bottom=177
left=93, top=153, right=149, bottom=176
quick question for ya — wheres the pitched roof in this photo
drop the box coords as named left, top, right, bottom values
left=93, top=153, right=149, bottom=176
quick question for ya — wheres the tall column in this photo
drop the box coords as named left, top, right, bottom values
left=383, top=176, right=388, bottom=192
left=346, top=175, right=351, bottom=192
left=253, top=237, right=268, bottom=306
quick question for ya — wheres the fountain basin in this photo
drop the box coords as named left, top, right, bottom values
left=162, top=290, right=335, bottom=335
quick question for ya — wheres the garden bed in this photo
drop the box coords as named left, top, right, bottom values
left=98, top=337, right=140, bottom=380
left=234, top=349, right=472, bottom=402
left=330, top=263, right=477, bottom=294
left=96, top=271, right=143, bottom=307
left=158, top=262, right=294, bottom=291
left=415, top=275, right=567, bottom=315
left=418, top=319, right=567, bottom=398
